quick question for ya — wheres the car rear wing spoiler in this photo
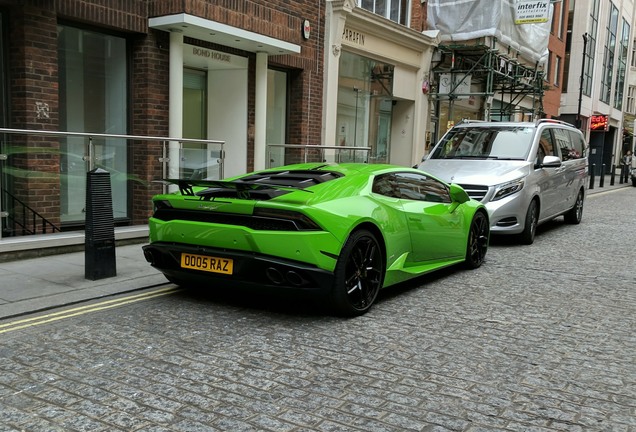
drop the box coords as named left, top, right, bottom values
left=159, top=178, right=312, bottom=198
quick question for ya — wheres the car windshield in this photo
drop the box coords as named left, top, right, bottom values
left=430, top=126, right=534, bottom=160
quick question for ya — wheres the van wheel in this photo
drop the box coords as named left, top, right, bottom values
left=520, top=200, right=538, bottom=245
left=564, top=189, right=584, bottom=224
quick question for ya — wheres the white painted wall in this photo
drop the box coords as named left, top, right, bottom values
left=208, top=68, right=248, bottom=178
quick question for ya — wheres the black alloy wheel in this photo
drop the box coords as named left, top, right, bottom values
left=465, top=211, right=489, bottom=269
left=331, top=229, right=384, bottom=317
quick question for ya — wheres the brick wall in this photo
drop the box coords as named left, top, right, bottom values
left=8, top=4, right=61, bottom=230
left=5, top=0, right=324, bottom=229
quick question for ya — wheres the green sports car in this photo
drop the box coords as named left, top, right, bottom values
left=142, top=163, right=489, bottom=316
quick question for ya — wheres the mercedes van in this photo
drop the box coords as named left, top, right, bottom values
left=417, top=119, right=588, bottom=244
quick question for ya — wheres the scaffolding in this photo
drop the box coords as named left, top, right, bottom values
left=430, top=42, right=546, bottom=123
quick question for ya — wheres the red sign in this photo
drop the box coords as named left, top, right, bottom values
left=590, top=115, right=609, bottom=131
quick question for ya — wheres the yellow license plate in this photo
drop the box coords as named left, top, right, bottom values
left=180, top=253, right=233, bottom=275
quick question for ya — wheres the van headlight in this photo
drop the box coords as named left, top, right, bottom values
left=492, top=179, right=524, bottom=201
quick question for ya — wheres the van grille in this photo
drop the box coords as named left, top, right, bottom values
left=457, top=184, right=489, bottom=202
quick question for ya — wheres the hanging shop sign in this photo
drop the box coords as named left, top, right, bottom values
left=590, top=115, right=609, bottom=132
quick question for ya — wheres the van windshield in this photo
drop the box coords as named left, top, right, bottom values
left=430, top=126, right=534, bottom=160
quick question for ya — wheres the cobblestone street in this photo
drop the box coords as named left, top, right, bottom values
left=1, top=187, right=635, bottom=431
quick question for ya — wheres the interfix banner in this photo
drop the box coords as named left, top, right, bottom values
left=514, top=0, right=550, bottom=24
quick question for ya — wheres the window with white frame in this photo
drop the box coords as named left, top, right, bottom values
left=613, top=18, right=630, bottom=110
left=600, top=3, right=618, bottom=104
left=359, top=0, right=410, bottom=26
left=584, top=0, right=600, bottom=96
left=554, top=56, right=561, bottom=86
left=627, top=86, right=636, bottom=114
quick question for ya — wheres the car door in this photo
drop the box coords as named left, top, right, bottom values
left=553, top=128, right=586, bottom=211
left=535, top=128, right=564, bottom=218
left=392, top=172, right=465, bottom=263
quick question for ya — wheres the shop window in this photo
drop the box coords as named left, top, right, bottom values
left=58, top=25, right=128, bottom=224
left=0, top=12, right=6, bottom=128
left=337, top=51, right=394, bottom=164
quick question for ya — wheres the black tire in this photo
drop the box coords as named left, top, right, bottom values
left=331, top=229, right=384, bottom=317
left=464, top=211, right=489, bottom=269
left=632, top=177, right=636, bottom=187
left=563, top=189, right=584, bottom=224
left=520, top=199, right=538, bottom=245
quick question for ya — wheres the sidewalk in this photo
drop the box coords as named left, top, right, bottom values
left=0, top=174, right=631, bottom=321
left=0, top=242, right=167, bottom=320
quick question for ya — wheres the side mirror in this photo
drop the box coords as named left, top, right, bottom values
left=449, top=183, right=470, bottom=204
left=540, top=155, right=562, bottom=168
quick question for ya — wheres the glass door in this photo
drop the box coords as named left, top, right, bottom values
left=181, top=68, right=207, bottom=179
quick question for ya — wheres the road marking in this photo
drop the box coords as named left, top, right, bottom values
left=0, top=286, right=180, bottom=334
left=588, top=187, right=632, bottom=197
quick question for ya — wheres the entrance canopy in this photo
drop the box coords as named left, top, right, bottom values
left=149, top=13, right=301, bottom=56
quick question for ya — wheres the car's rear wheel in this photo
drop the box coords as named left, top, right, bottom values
left=465, top=211, right=489, bottom=269
left=520, top=199, right=538, bottom=245
left=564, top=189, right=584, bottom=224
left=331, top=229, right=384, bottom=317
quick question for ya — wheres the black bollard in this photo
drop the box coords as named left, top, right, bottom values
left=599, top=164, right=605, bottom=187
left=610, top=165, right=616, bottom=185
left=589, top=164, right=595, bottom=190
left=85, top=168, right=117, bottom=280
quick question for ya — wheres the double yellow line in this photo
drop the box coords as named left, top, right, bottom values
left=0, top=286, right=179, bottom=334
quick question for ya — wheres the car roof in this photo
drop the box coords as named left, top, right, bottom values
left=452, top=119, right=578, bottom=130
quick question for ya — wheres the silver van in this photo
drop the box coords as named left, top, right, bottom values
left=417, top=120, right=588, bottom=244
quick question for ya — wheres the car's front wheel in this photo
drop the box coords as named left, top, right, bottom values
left=331, top=229, right=384, bottom=317
left=465, top=211, right=489, bottom=269
left=520, top=199, right=538, bottom=245
left=564, top=189, right=584, bottom=224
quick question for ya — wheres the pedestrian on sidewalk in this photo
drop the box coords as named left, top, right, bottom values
left=621, top=150, right=632, bottom=183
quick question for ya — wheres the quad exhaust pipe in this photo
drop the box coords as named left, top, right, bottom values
left=265, top=267, right=306, bottom=287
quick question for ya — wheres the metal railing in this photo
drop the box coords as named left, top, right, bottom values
left=0, top=127, right=224, bottom=241
left=2, top=189, right=61, bottom=236
left=266, top=144, right=372, bottom=168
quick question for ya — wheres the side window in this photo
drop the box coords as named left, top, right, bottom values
left=567, top=130, right=586, bottom=159
left=537, top=129, right=555, bottom=165
left=553, top=127, right=577, bottom=161
left=393, top=173, right=451, bottom=203
left=372, top=174, right=399, bottom=198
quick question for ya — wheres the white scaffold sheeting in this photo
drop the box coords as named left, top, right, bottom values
left=427, top=0, right=551, bottom=64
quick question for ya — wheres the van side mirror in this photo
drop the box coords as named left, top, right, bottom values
left=540, top=155, right=562, bottom=168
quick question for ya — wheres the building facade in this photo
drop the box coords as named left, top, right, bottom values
left=0, top=0, right=441, bottom=249
left=544, top=0, right=570, bottom=118
left=560, top=0, right=634, bottom=173
left=424, top=0, right=553, bottom=149
left=0, top=0, right=324, bottom=244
